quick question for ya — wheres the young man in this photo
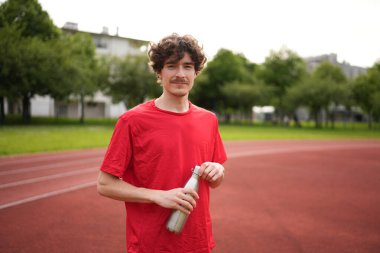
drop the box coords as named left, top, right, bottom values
left=97, top=33, right=227, bottom=253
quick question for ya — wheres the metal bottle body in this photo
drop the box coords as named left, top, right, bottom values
left=166, top=166, right=200, bottom=234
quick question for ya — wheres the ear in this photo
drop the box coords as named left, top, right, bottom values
left=156, top=72, right=161, bottom=83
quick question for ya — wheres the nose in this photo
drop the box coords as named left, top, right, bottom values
left=175, top=66, right=185, bottom=77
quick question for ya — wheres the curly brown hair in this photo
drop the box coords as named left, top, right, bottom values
left=148, top=33, right=207, bottom=75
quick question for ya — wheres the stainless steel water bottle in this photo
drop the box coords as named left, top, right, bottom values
left=166, top=165, right=201, bottom=233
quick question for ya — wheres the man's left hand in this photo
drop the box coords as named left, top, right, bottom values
left=198, top=162, right=225, bottom=188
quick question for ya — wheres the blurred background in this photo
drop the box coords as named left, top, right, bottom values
left=0, top=0, right=379, bottom=126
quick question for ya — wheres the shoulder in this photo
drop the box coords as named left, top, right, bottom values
left=119, top=101, right=153, bottom=121
left=120, top=100, right=152, bottom=119
left=191, top=104, right=218, bottom=120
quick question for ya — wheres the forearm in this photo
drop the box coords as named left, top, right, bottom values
left=97, top=171, right=200, bottom=214
left=97, top=171, right=156, bottom=203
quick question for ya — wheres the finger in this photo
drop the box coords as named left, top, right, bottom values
left=176, top=203, right=191, bottom=214
left=178, top=198, right=194, bottom=212
left=206, top=169, right=217, bottom=181
left=177, top=190, right=197, bottom=208
left=203, top=165, right=214, bottom=180
left=210, top=173, right=221, bottom=182
left=183, top=188, right=199, bottom=200
left=198, top=163, right=208, bottom=177
left=200, top=166, right=208, bottom=179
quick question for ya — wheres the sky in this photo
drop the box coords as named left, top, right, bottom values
left=12, top=0, right=380, bottom=67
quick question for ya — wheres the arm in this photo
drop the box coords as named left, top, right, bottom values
left=198, top=162, right=225, bottom=188
left=97, top=171, right=199, bottom=214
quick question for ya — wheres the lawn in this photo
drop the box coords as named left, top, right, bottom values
left=220, top=124, right=380, bottom=140
left=1, top=123, right=379, bottom=156
left=0, top=125, right=113, bottom=156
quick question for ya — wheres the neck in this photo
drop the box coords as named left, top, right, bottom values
left=155, top=93, right=190, bottom=113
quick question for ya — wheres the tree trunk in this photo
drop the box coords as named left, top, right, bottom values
left=293, top=113, right=301, bottom=128
left=22, top=94, right=31, bottom=124
left=331, top=106, right=336, bottom=129
left=313, top=111, right=318, bottom=128
left=314, top=109, right=322, bottom=129
left=368, top=111, right=373, bottom=129
left=8, top=98, right=15, bottom=114
left=80, top=93, right=85, bottom=124
left=324, top=109, right=329, bottom=129
left=0, top=96, right=5, bottom=124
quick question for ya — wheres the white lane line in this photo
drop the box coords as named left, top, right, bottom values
left=0, top=168, right=98, bottom=189
left=0, top=149, right=105, bottom=167
left=0, top=181, right=96, bottom=210
left=0, top=157, right=101, bottom=176
left=227, top=143, right=380, bottom=159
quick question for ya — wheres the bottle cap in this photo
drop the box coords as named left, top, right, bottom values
left=193, top=165, right=200, bottom=175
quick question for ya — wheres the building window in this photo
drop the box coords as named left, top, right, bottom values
left=94, top=38, right=107, bottom=49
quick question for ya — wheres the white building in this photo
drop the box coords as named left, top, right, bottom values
left=29, top=22, right=150, bottom=119
left=304, top=53, right=367, bottom=79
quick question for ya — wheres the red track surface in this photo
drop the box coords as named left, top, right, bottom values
left=1, top=140, right=380, bottom=252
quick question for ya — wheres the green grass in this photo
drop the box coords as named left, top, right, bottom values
left=219, top=124, right=380, bottom=140
left=0, top=125, right=114, bottom=156
left=0, top=122, right=379, bottom=156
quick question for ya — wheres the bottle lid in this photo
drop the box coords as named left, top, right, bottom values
left=193, top=165, right=200, bottom=176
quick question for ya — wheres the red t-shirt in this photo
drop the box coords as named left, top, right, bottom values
left=100, top=100, right=227, bottom=253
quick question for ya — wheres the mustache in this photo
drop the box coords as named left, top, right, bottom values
left=170, top=78, right=189, bottom=84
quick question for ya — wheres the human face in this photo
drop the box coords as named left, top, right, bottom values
left=159, top=52, right=197, bottom=98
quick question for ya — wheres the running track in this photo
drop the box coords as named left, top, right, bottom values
left=1, top=140, right=380, bottom=252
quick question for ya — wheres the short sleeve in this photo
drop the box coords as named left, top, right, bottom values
left=100, top=117, right=133, bottom=178
left=212, top=118, right=227, bottom=164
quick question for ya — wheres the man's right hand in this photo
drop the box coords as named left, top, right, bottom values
left=152, top=188, right=199, bottom=214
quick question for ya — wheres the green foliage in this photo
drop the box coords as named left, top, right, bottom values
left=312, top=61, right=347, bottom=83
left=61, top=33, right=100, bottom=96
left=57, top=32, right=103, bottom=123
left=221, top=81, right=273, bottom=114
left=0, top=0, right=106, bottom=123
left=352, top=63, right=380, bottom=127
left=258, top=47, right=307, bottom=123
left=286, top=62, right=349, bottom=128
left=191, top=49, right=258, bottom=112
left=0, top=0, right=62, bottom=123
left=259, top=48, right=307, bottom=97
left=0, top=26, right=67, bottom=101
left=0, top=0, right=60, bottom=40
left=105, top=54, right=158, bottom=108
left=286, top=78, right=331, bottom=128
left=372, top=91, right=380, bottom=120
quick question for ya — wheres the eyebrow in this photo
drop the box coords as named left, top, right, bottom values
left=165, top=60, right=194, bottom=65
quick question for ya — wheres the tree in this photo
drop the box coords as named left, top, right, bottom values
left=0, top=25, right=68, bottom=123
left=0, top=0, right=59, bottom=40
left=352, top=63, right=380, bottom=128
left=191, top=49, right=256, bottom=113
left=0, top=0, right=60, bottom=123
left=259, top=47, right=307, bottom=124
left=220, top=81, right=273, bottom=122
left=286, top=77, right=332, bottom=128
left=311, top=61, right=347, bottom=128
left=60, top=32, right=101, bottom=123
left=286, top=62, right=350, bottom=129
left=105, top=54, right=158, bottom=109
